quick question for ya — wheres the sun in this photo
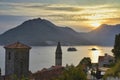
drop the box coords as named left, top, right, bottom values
left=90, top=22, right=101, bottom=28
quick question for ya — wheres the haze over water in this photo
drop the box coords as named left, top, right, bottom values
left=0, top=45, right=113, bottom=75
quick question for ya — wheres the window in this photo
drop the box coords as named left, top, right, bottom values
left=8, top=52, right=11, bottom=60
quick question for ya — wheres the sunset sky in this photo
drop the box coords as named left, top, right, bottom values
left=0, top=0, right=120, bottom=33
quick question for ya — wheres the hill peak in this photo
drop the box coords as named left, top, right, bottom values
left=0, top=18, right=88, bottom=46
left=22, top=18, right=56, bottom=27
left=90, top=24, right=120, bottom=33
left=99, top=24, right=120, bottom=28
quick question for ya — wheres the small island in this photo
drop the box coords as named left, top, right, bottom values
left=67, top=47, right=77, bottom=51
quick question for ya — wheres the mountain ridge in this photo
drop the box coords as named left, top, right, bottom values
left=0, top=18, right=119, bottom=46
left=0, top=18, right=91, bottom=46
left=85, top=24, right=120, bottom=46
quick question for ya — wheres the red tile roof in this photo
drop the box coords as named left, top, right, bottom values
left=99, top=56, right=104, bottom=61
left=32, top=66, right=64, bottom=80
left=4, top=42, right=31, bottom=49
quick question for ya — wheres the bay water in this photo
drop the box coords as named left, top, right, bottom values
left=0, top=45, right=113, bottom=75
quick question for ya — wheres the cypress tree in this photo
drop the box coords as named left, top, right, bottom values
left=112, top=34, right=120, bottom=62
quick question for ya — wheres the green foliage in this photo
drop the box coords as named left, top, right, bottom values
left=21, top=76, right=29, bottom=80
left=112, top=34, right=120, bottom=62
left=103, top=34, right=120, bottom=79
left=79, top=57, right=92, bottom=68
left=103, top=60, right=120, bottom=79
left=10, top=74, right=29, bottom=80
left=53, top=65, right=87, bottom=80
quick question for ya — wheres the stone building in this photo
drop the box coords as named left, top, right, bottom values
left=0, top=68, right=1, bottom=80
left=4, top=42, right=31, bottom=80
left=98, top=53, right=114, bottom=67
left=55, top=42, right=62, bottom=66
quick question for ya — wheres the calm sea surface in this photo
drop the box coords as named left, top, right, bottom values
left=0, top=45, right=113, bottom=75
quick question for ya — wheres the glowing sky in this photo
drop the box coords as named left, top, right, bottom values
left=0, top=0, right=120, bottom=33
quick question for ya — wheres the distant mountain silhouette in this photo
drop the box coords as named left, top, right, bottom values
left=0, top=18, right=90, bottom=46
left=84, top=24, right=120, bottom=46
left=0, top=18, right=119, bottom=46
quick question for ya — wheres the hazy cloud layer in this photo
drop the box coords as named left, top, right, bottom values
left=0, top=0, right=120, bottom=5
left=0, top=1, right=120, bottom=32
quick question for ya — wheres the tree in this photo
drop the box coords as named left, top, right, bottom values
left=54, top=65, right=87, bottom=80
left=79, top=57, right=92, bottom=69
left=103, top=61, right=120, bottom=79
left=112, top=34, right=120, bottom=62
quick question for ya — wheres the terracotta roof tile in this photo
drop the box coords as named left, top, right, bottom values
left=99, top=56, right=104, bottom=61
left=4, top=42, right=31, bottom=49
left=32, top=66, right=64, bottom=80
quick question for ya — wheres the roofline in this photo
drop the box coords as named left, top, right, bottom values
left=4, top=42, right=31, bottom=49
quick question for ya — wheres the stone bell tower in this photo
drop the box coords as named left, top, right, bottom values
left=4, top=42, right=31, bottom=79
left=0, top=68, right=1, bottom=80
left=55, top=42, right=62, bottom=66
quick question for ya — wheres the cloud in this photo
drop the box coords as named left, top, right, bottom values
left=45, top=6, right=83, bottom=12
left=106, top=18, right=120, bottom=20
left=1, top=0, right=120, bottom=6
left=0, top=2, right=120, bottom=32
left=21, top=3, right=84, bottom=12
left=45, top=14, right=91, bottom=22
left=0, top=2, right=119, bottom=15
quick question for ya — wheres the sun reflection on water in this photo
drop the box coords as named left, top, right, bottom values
left=89, top=46, right=103, bottom=63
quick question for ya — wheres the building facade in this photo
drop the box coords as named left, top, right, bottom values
left=4, top=42, right=31, bottom=79
left=98, top=53, right=114, bottom=67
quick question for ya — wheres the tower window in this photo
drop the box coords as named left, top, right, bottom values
left=8, top=52, right=11, bottom=60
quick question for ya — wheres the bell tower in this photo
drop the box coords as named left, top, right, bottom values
left=4, top=42, right=31, bottom=79
left=0, top=68, right=1, bottom=80
left=55, top=42, right=62, bottom=66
